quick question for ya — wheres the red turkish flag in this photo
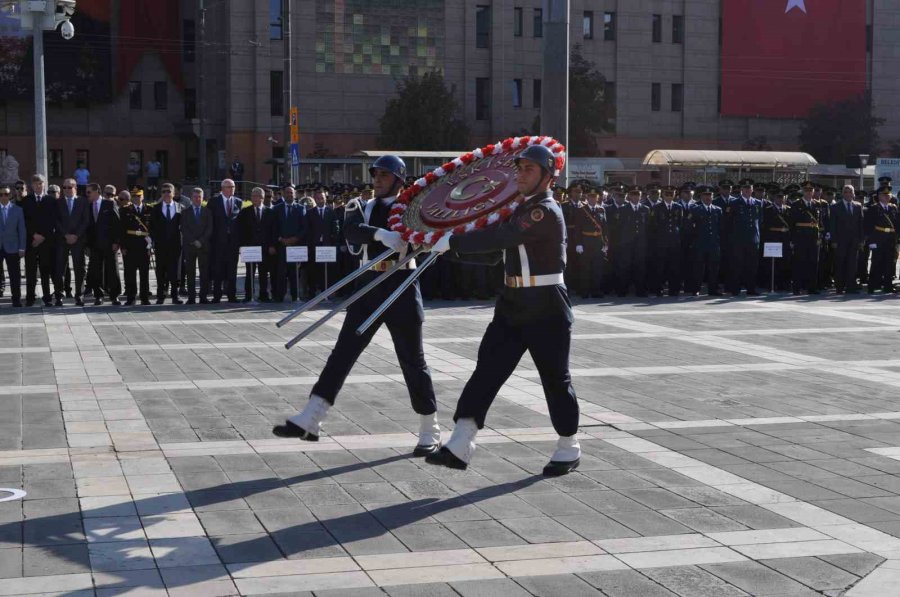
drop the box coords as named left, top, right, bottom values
left=721, top=0, right=867, bottom=118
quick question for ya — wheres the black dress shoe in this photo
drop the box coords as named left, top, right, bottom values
left=140, top=298, right=151, bottom=306
left=124, top=299, right=135, bottom=306
left=42, top=300, right=52, bottom=307
left=12, top=301, right=22, bottom=308
left=241, top=297, right=252, bottom=303
left=708, top=291, right=723, bottom=296
left=412, top=443, right=441, bottom=457
left=74, top=298, right=84, bottom=306
left=54, top=298, right=63, bottom=307
left=746, top=291, right=761, bottom=297
left=155, top=297, right=165, bottom=305
left=211, top=297, right=221, bottom=304
left=25, top=298, right=35, bottom=307
left=227, top=295, right=239, bottom=303
left=93, top=297, right=102, bottom=306
left=111, top=299, right=121, bottom=306
left=199, top=298, right=210, bottom=304
left=424, top=446, right=468, bottom=470
left=543, top=457, right=580, bottom=477
left=272, top=421, right=319, bottom=441
left=171, top=298, right=184, bottom=305
left=186, top=298, right=196, bottom=305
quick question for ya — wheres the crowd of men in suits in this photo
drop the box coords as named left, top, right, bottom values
left=1, top=173, right=898, bottom=309
left=0, top=175, right=358, bottom=307
left=560, top=177, right=899, bottom=298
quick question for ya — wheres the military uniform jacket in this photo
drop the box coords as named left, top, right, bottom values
left=724, top=197, right=762, bottom=247
left=863, top=203, right=898, bottom=247
left=450, top=190, right=572, bottom=325
left=344, top=196, right=423, bottom=325
left=119, top=203, right=152, bottom=252
left=571, top=203, right=606, bottom=247
left=687, top=203, right=723, bottom=252
left=761, top=203, right=792, bottom=244
left=615, top=203, right=650, bottom=247
left=789, top=200, right=823, bottom=245
left=650, top=201, right=684, bottom=249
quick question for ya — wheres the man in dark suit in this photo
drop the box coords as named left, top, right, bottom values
left=829, top=184, right=865, bottom=293
left=150, top=183, right=183, bottom=304
left=208, top=179, right=242, bottom=302
left=238, top=187, right=270, bottom=302
left=649, top=186, right=684, bottom=296
left=20, top=174, right=56, bottom=306
left=0, top=184, right=26, bottom=307
left=306, top=187, right=335, bottom=295
left=181, top=187, right=213, bottom=304
left=686, top=186, right=724, bottom=296
left=612, top=186, right=650, bottom=297
left=85, top=183, right=121, bottom=305
left=268, top=184, right=306, bottom=302
left=54, top=178, right=90, bottom=306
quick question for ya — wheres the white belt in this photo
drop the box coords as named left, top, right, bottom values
left=505, top=273, right=565, bottom=288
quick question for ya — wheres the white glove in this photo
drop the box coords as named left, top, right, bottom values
left=824, top=233, right=831, bottom=241
left=373, top=228, right=406, bottom=253
left=431, top=233, right=453, bottom=254
left=869, top=243, right=877, bottom=249
left=575, top=245, right=584, bottom=255
left=602, top=246, right=609, bottom=255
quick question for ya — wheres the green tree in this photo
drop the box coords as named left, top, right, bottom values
left=378, top=71, right=469, bottom=150
left=799, top=94, right=884, bottom=163
left=530, top=45, right=612, bottom=156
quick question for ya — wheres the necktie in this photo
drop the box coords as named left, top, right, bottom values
left=195, top=207, right=200, bottom=220
left=320, top=208, right=324, bottom=218
left=226, top=198, right=232, bottom=217
left=67, top=198, right=73, bottom=215
left=167, top=204, right=172, bottom=220
left=94, top=202, right=99, bottom=221
left=1, top=207, right=6, bottom=226
left=257, top=207, right=261, bottom=221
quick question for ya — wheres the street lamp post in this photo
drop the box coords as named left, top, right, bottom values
left=17, top=0, right=76, bottom=178
left=858, top=154, right=869, bottom=194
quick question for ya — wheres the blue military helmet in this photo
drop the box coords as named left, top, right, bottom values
left=368, top=155, right=407, bottom=181
left=514, top=144, right=557, bottom=175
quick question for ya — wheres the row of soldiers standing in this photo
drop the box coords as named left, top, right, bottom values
left=561, top=178, right=899, bottom=298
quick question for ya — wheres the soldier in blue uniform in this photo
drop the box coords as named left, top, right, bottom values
left=649, top=185, right=684, bottom=296
left=612, top=186, right=650, bottom=297
left=864, top=184, right=898, bottom=293
left=723, top=179, right=763, bottom=295
left=273, top=155, right=442, bottom=457
left=686, top=186, right=723, bottom=296
left=789, top=181, right=824, bottom=294
left=426, top=145, right=580, bottom=477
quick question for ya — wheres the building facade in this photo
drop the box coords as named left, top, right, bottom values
left=1, top=0, right=898, bottom=187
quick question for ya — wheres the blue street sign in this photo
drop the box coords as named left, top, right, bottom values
left=290, top=143, right=300, bottom=167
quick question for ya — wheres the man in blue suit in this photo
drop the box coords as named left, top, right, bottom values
left=208, top=178, right=242, bottom=302
left=267, top=183, right=306, bottom=302
left=686, top=186, right=724, bottom=296
left=724, top=179, right=763, bottom=295
left=0, top=184, right=26, bottom=307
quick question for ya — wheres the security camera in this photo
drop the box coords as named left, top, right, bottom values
left=60, top=19, right=74, bottom=40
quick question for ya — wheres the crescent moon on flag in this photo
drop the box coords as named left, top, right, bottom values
left=785, top=0, right=807, bottom=13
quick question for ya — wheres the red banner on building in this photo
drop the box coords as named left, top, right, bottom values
left=720, top=0, right=866, bottom=118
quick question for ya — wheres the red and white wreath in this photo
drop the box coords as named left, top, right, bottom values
left=387, top=136, right=566, bottom=246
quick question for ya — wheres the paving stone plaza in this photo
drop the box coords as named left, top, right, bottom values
left=2, top=296, right=900, bottom=596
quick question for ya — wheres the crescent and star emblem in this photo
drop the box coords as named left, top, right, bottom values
left=450, top=176, right=503, bottom=202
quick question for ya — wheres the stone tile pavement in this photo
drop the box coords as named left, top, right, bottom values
left=1, top=294, right=900, bottom=594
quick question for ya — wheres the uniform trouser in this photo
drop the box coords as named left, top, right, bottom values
left=25, top=243, right=53, bottom=301
left=614, top=244, right=646, bottom=295
left=833, top=242, right=860, bottom=291
left=0, top=251, right=21, bottom=302
left=689, top=249, right=720, bottom=294
left=727, top=242, right=759, bottom=293
left=651, top=244, right=682, bottom=295
left=578, top=242, right=605, bottom=296
left=182, top=247, right=208, bottom=300
left=310, top=303, right=436, bottom=415
left=869, top=243, right=897, bottom=291
left=212, top=250, right=238, bottom=299
left=273, top=249, right=298, bottom=300
left=792, top=239, right=820, bottom=292
left=454, top=315, right=579, bottom=437
left=243, top=262, right=269, bottom=299
left=155, top=249, right=181, bottom=298
left=55, top=242, right=85, bottom=299
left=758, top=244, right=792, bottom=291
left=819, top=242, right=834, bottom=288
left=123, top=248, right=151, bottom=300
left=86, top=247, right=119, bottom=299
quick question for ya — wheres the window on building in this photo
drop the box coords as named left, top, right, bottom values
left=511, top=79, right=522, bottom=108
left=476, top=5, right=491, bottom=48
left=604, top=12, right=616, bottom=41
left=533, top=79, right=542, bottom=109
left=476, top=77, right=491, bottom=121
left=75, top=149, right=89, bottom=170
left=270, top=0, right=283, bottom=40
left=671, top=83, right=683, bottom=112
left=513, top=7, right=523, bottom=37
left=652, top=14, right=662, bottom=43
left=534, top=8, right=543, bottom=38
left=49, top=150, right=63, bottom=178
left=672, top=15, right=684, bottom=44
left=183, top=19, right=195, bottom=63
left=155, top=150, right=169, bottom=178
left=184, top=88, right=197, bottom=119
left=651, top=83, right=661, bottom=112
left=583, top=11, right=594, bottom=39
left=153, top=82, right=167, bottom=110
left=128, top=81, right=142, bottom=110
left=270, top=70, right=283, bottom=116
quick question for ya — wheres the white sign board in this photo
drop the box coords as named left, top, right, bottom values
left=239, top=246, right=263, bottom=263
left=315, top=246, right=338, bottom=263
left=763, top=242, right=783, bottom=258
left=568, top=158, right=605, bottom=185
left=876, top=158, right=900, bottom=190
left=286, top=246, right=309, bottom=263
